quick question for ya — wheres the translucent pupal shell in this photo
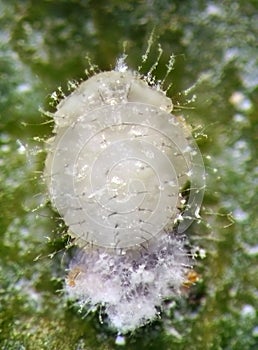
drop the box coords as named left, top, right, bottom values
left=45, top=70, right=197, bottom=250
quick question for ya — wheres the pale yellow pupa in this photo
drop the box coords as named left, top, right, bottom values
left=45, top=69, right=198, bottom=250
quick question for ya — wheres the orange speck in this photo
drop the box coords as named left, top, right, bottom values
left=182, top=270, right=200, bottom=288
left=66, top=266, right=82, bottom=288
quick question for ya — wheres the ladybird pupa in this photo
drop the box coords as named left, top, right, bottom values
left=45, top=70, right=200, bottom=250
left=44, top=64, right=205, bottom=333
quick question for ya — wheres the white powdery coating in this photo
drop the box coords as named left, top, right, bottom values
left=66, top=232, right=190, bottom=333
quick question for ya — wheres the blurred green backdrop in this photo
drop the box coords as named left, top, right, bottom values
left=0, top=1, right=257, bottom=349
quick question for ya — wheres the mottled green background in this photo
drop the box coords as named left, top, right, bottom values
left=0, top=1, right=257, bottom=349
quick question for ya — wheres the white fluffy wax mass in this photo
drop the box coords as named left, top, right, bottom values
left=45, top=68, right=204, bottom=332
left=66, top=233, right=190, bottom=333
